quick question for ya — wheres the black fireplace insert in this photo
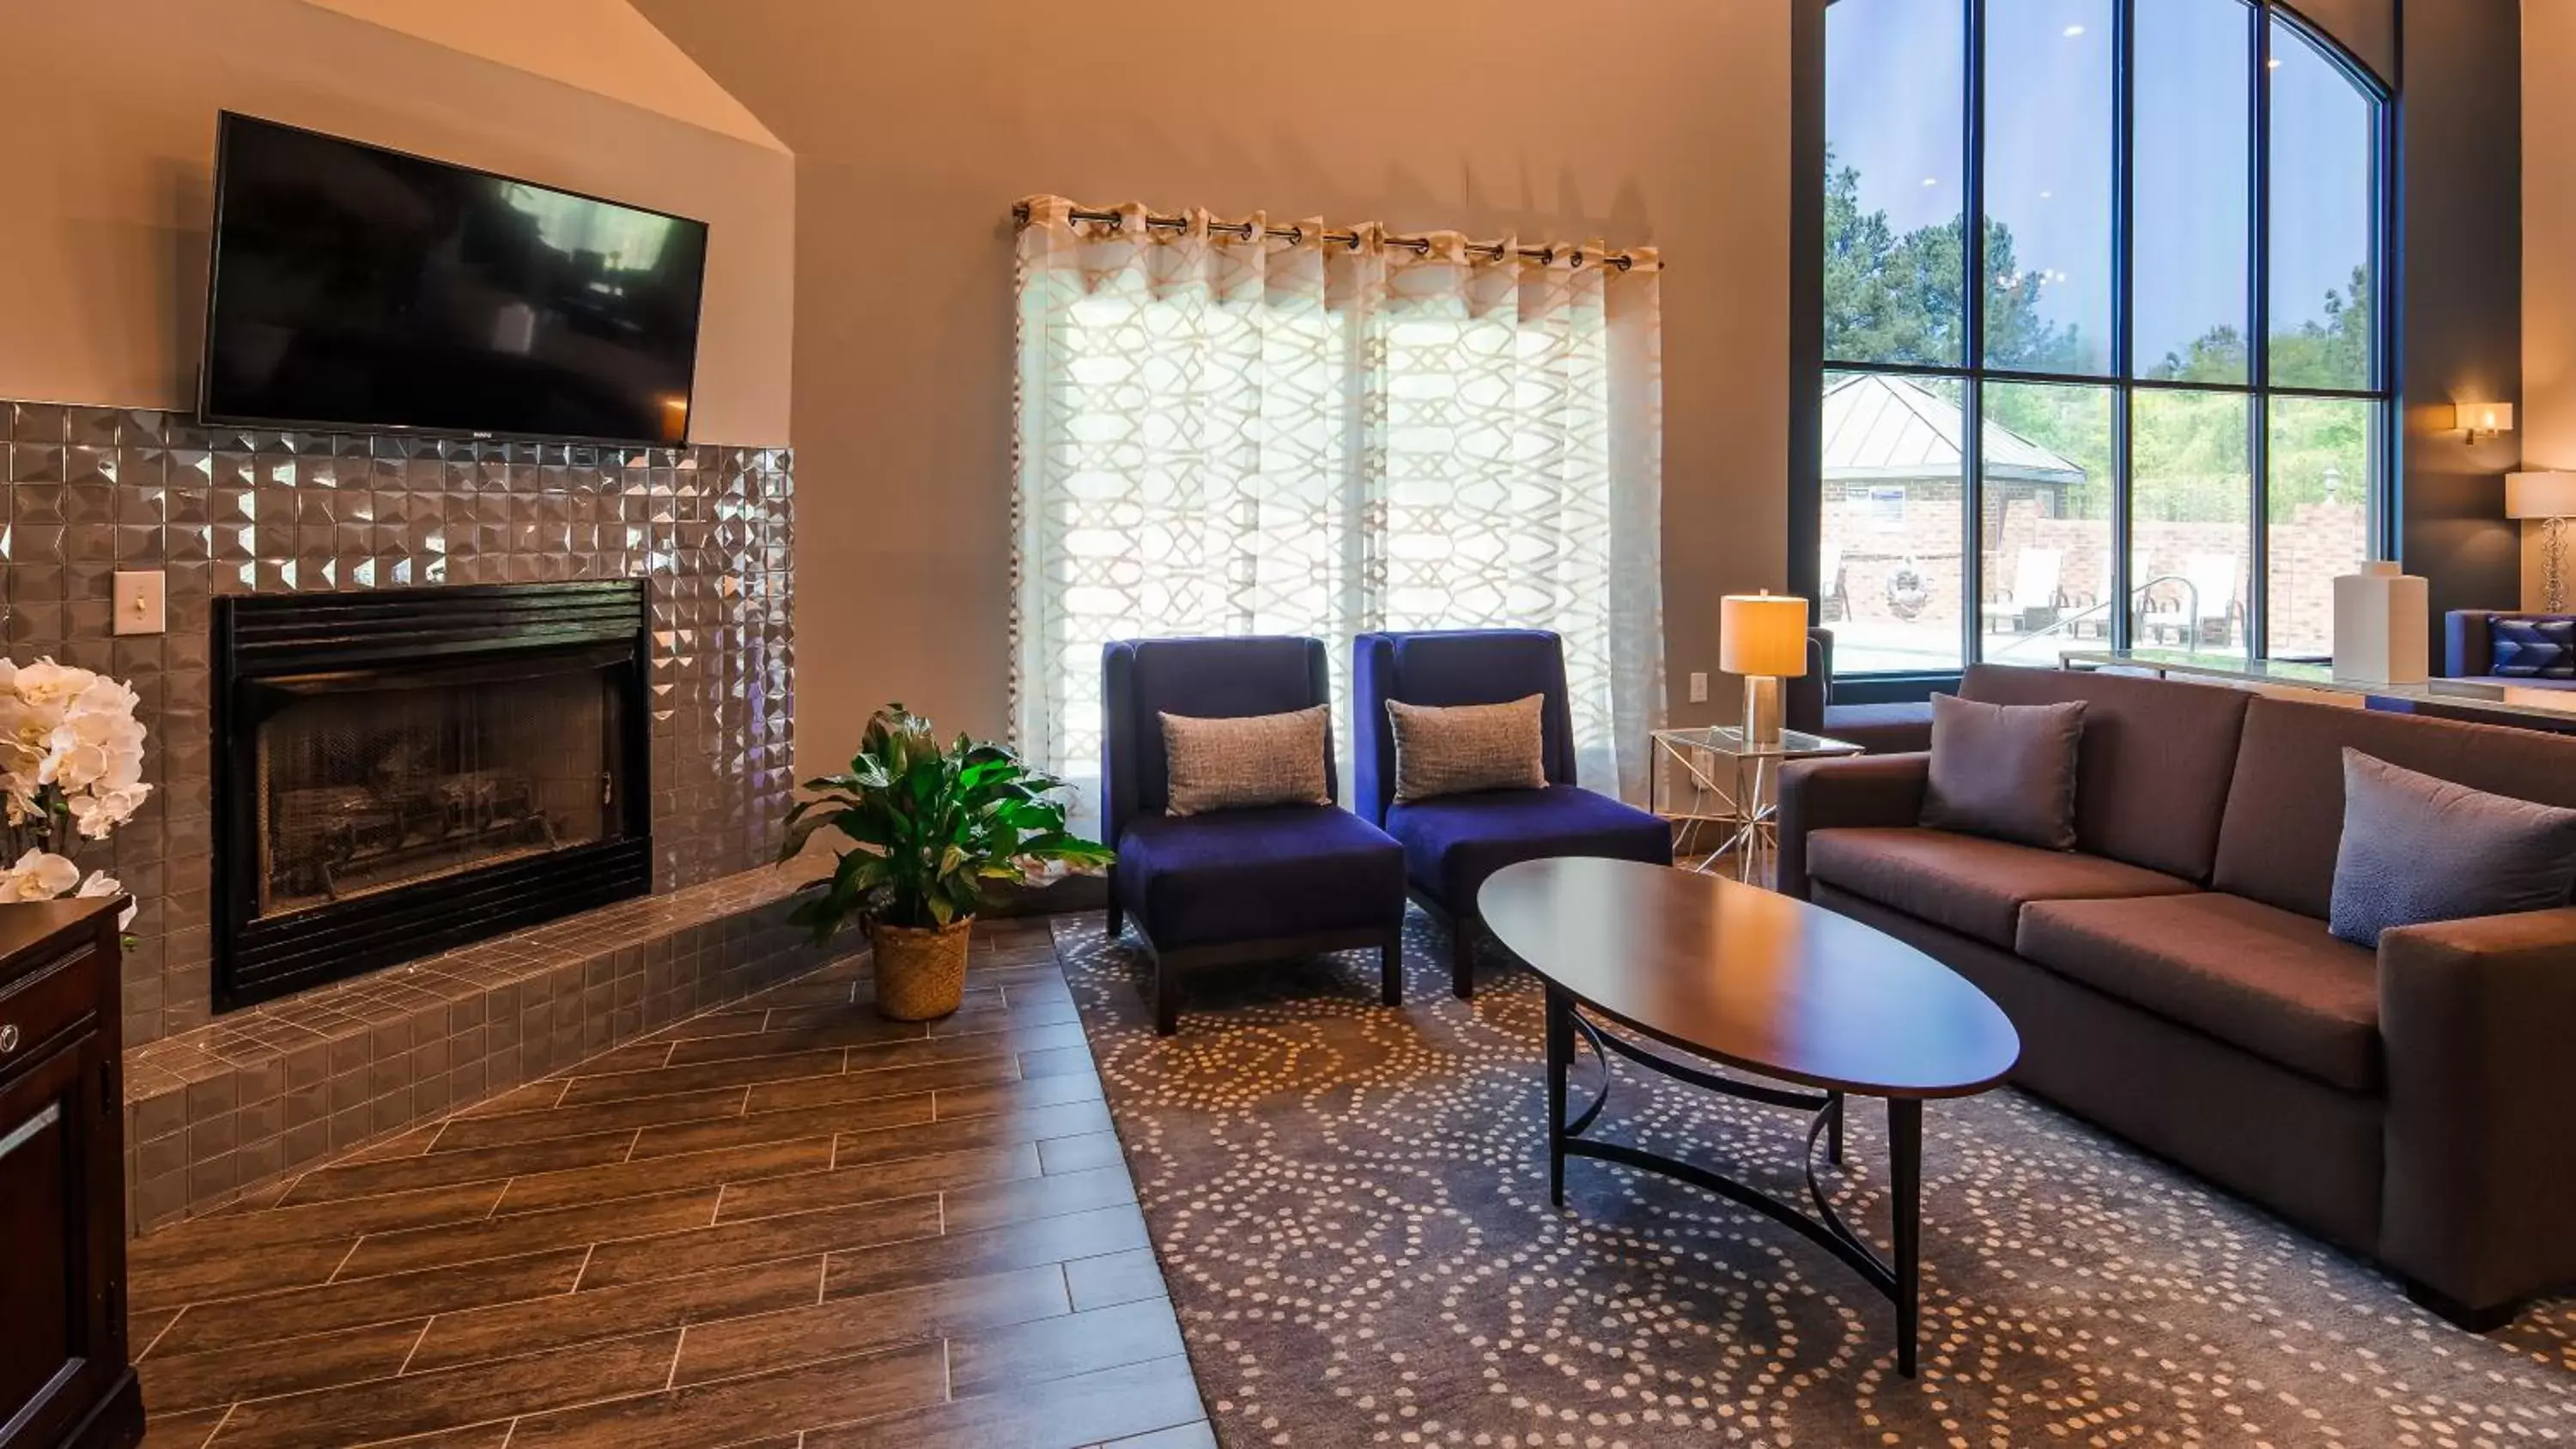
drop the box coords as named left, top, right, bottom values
left=212, top=582, right=653, bottom=1011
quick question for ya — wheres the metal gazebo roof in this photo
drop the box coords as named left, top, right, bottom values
left=1823, top=372, right=2087, bottom=487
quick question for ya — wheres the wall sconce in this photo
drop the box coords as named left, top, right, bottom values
left=2451, top=401, right=2515, bottom=445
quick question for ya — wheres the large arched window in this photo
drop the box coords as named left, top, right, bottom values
left=1807, top=0, right=2392, bottom=680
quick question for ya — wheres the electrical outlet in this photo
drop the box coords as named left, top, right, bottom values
left=112, top=571, right=167, bottom=635
left=1687, top=671, right=1709, bottom=704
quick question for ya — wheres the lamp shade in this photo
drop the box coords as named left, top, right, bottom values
left=2455, top=401, right=2515, bottom=434
left=1719, top=592, right=1810, bottom=678
left=2507, top=471, right=2576, bottom=520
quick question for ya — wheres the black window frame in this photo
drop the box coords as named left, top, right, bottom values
left=1790, top=0, right=2400, bottom=697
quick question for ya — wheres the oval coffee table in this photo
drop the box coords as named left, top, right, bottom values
left=1480, top=857, right=2021, bottom=1377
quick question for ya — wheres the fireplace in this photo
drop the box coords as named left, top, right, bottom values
left=212, top=583, right=653, bottom=1010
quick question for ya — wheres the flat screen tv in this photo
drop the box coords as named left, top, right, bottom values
left=200, top=113, right=710, bottom=446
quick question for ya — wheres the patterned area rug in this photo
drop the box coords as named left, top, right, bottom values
left=1054, top=911, right=2576, bottom=1448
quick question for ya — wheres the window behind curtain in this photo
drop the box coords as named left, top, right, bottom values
left=1012, top=210, right=1665, bottom=802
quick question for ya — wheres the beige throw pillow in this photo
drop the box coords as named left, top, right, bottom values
left=1159, top=706, right=1333, bottom=816
left=1388, top=695, right=1549, bottom=803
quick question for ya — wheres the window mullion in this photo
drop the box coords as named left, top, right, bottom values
left=2372, top=17, right=2401, bottom=561
left=2110, top=0, right=2136, bottom=652
left=1961, top=0, right=1987, bottom=670
left=2247, top=1, right=2273, bottom=658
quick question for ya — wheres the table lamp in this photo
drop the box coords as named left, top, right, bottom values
left=2507, top=471, right=2576, bottom=611
left=1720, top=591, right=1810, bottom=745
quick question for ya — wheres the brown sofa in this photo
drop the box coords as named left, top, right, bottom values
left=1777, top=664, right=2576, bottom=1328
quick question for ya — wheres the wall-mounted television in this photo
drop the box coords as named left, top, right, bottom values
left=199, top=113, right=710, bottom=446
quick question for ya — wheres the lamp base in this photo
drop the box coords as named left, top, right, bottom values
left=2545, top=517, right=2569, bottom=614
left=1741, top=676, right=1783, bottom=746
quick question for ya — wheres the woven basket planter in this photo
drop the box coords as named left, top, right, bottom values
left=869, top=917, right=973, bottom=1021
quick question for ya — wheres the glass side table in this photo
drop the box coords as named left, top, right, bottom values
left=1648, top=724, right=1864, bottom=881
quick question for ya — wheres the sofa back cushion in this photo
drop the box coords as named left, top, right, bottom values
left=2215, top=696, right=2576, bottom=919
left=1958, top=664, right=2251, bottom=881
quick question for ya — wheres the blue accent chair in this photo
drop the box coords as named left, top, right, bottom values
left=2445, top=610, right=2576, bottom=689
left=1352, top=629, right=1674, bottom=998
left=1789, top=628, right=1934, bottom=753
left=1103, top=636, right=1407, bottom=1034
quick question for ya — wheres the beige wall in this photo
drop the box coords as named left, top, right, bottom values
left=0, top=0, right=794, bottom=445
left=2527, top=0, right=2576, bottom=608
left=632, top=0, right=1791, bottom=770
left=307, top=0, right=787, bottom=153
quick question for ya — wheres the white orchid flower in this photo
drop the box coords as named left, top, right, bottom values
left=70, top=675, right=140, bottom=718
left=11, top=659, right=99, bottom=708
left=75, top=869, right=137, bottom=931
left=69, top=784, right=149, bottom=839
left=0, top=849, right=81, bottom=901
left=0, top=660, right=149, bottom=911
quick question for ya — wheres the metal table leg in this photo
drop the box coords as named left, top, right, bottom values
left=1544, top=1000, right=1930, bottom=1378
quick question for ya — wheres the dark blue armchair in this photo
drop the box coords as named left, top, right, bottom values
left=1352, top=629, right=1674, bottom=998
left=1103, top=635, right=1407, bottom=1034
left=2445, top=610, right=2576, bottom=689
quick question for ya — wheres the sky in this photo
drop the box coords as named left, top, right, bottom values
left=1826, top=0, right=2375, bottom=375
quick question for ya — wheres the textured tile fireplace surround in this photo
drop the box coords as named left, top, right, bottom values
left=0, top=399, right=829, bottom=1229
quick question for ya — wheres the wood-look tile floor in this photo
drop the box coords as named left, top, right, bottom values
left=127, top=918, right=1212, bottom=1449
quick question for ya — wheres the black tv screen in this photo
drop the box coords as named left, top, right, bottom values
left=200, top=114, right=709, bottom=446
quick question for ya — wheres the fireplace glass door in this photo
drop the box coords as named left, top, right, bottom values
left=255, top=658, right=625, bottom=917
left=213, top=581, right=653, bottom=1011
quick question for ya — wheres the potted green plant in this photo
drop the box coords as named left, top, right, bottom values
left=780, top=703, right=1112, bottom=1020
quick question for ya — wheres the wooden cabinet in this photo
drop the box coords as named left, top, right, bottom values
left=0, top=899, right=142, bottom=1449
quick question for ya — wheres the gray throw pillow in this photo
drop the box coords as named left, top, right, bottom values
left=1387, top=694, right=1550, bottom=803
left=1918, top=693, right=2086, bottom=850
left=2327, top=749, right=2576, bottom=946
left=1159, top=706, right=1333, bottom=816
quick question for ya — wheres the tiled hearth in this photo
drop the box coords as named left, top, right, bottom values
left=0, top=397, right=806, bottom=1228
left=120, top=870, right=841, bottom=1232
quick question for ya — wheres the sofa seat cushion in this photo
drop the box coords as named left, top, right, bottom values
left=1116, top=805, right=1405, bottom=950
left=1805, top=827, right=2196, bottom=949
left=1388, top=785, right=1674, bottom=914
left=2017, top=892, right=2381, bottom=1092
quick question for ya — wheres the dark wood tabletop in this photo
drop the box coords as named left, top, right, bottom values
left=1479, top=858, right=2020, bottom=1098
left=0, top=897, right=122, bottom=991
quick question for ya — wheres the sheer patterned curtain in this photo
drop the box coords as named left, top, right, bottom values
left=1012, top=195, right=1664, bottom=801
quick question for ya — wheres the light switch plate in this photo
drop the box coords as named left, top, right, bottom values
left=112, top=571, right=166, bottom=636
left=1687, top=671, right=1709, bottom=704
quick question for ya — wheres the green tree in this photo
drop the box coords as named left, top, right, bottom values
left=2134, top=267, right=2372, bottom=510
left=1824, top=151, right=2086, bottom=373
left=1827, top=154, right=2372, bottom=512
left=2148, top=266, right=2370, bottom=391
left=2268, top=265, right=2373, bottom=392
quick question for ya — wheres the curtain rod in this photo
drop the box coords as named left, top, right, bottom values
left=1012, top=201, right=1652, bottom=273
